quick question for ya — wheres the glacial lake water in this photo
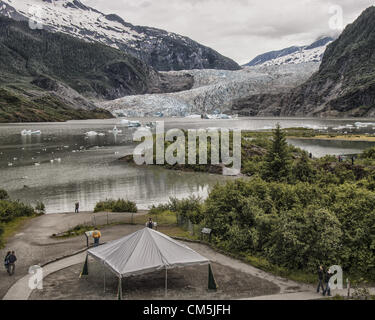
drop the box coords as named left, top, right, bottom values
left=1, top=117, right=375, bottom=213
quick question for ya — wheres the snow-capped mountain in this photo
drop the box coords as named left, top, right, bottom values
left=244, top=37, right=334, bottom=67
left=0, top=0, right=240, bottom=71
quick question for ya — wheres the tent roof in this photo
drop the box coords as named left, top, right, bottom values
left=88, top=228, right=210, bottom=278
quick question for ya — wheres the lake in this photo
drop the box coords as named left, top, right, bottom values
left=1, top=117, right=375, bottom=213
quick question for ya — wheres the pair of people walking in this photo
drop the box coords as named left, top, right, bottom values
left=317, top=265, right=333, bottom=296
left=4, top=251, right=17, bottom=276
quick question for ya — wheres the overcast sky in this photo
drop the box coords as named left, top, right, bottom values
left=84, top=0, right=374, bottom=65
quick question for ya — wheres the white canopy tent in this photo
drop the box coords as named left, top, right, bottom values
left=83, top=227, right=215, bottom=298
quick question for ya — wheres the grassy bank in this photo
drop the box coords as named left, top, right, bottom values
left=302, top=134, right=375, bottom=142
left=0, top=215, right=38, bottom=248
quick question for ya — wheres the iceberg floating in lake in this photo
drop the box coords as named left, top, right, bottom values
left=21, top=130, right=31, bottom=136
left=119, top=119, right=141, bottom=127
left=85, top=131, right=98, bottom=136
left=109, top=126, right=122, bottom=134
left=21, top=130, right=41, bottom=135
left=185, top=114, right=202, bottom=119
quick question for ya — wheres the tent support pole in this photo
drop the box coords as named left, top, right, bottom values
left=118, top=276, right=123, bottom=300
left=165, top=267, right=168, bottom=297
left=103, top=265, right=106, bottom=293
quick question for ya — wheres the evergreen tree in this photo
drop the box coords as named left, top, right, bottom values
left=293, top=152, right=315, bottom=183
left=263, top=124, right=291, bottom=181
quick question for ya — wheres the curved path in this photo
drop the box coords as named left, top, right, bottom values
left=3, top=252, right=87, bottom=300
left=0, top=211, right=147, bottom=299
left=1, top=212, right=362, bottom=300
left=2, top=238, right=322, bottom=300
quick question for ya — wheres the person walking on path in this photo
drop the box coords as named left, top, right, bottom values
left=323, top=268, right=332, bottom=296
left=4, top=251, right=10, bottom=274
left=75, top=201, right=79, bottom=213
left=93, top=228, right=101, bottom=247
left=146, top=217, right=154, bottom=229
left=317, top=265, right=325, bottom=293
left=7, top=251, right=17, bottom=276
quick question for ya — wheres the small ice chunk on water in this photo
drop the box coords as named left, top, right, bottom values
left=85, top=131, right=98, bottom=136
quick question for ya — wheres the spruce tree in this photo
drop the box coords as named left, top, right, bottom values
left=293, top=151, right=315, bottom=183
left=263, top=124, right=291, bottom=182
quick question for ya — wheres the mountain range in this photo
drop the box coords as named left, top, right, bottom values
left=234, top=6, right=375, bottom=117
left=0, top=1, right=374, bottom=121
left=0, top=0, right=240, bottom=71
left=0, top=15, right=193, bottom=122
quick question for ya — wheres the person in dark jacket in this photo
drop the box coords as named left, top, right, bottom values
left=7, top=251, right=17, bottom=276
left=317, top=265, right=325, bottom=293
left=4, top=251, right=10, bottom=274
left=323, top=269, right=332, bottom=296
left=147, top=218, right=154, bottom=229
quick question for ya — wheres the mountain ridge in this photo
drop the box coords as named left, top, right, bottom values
left=0, top=0, right=241, bottom=71
left=0, top=15, right=193, bottom=122
left=244, top=37, right=334, bottom=67
left=234, top=6, right=375, bottom=117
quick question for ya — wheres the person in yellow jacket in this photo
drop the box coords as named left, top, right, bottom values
left=93, top=228, right=101, bottom=246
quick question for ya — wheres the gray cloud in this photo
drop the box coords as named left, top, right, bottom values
left=84, top=0, right=374, bottom=65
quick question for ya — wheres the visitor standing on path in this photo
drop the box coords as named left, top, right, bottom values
left=147, top=218, right=154, bottom=229
left=93, top=228, right=101, bottom=246
left=7, top=251, right=17, bottom=276
left=75, top=201, right=79, bottom=213
left=323, top=268, right=332, bottom=296
left=4, top=251, right=10, bottom=274
left=317, top=265, right=325, bottom=293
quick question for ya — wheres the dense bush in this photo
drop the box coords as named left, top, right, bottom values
left=0, top=189, right=9, bottom=200
left=0, top=199, right=35, bottom=223
left=360, top=147, right=375, bottom=159
left=94, top=199, right=138, bottom=213
left=203, top=178, right=375, bottom=278
left=148, top=129, right=375, bottom=280
left=149, top=196, right=204, bottom=225
left=35, top=202, right=46, bottom=215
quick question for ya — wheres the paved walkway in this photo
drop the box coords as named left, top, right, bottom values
left=2, top=213, right=373, bottom=300
left=3, top=252, right=87, bottom=300
left=0, top=211, right=148, bottom=299
left=4, top=246, right=361, bottom=300
left=0, top=239, right=318, bottom=301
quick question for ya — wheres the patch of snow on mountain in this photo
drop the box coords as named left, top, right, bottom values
left=260, top=45, right=329, bottom=67
left=1, top=0, right=151, bottom=46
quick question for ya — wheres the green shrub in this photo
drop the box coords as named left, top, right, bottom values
left=0, top=189, right=9, bottom=200
left=202, top=177, right=375, bottom=280
left=361, top=147, right=375, bottom=159
left=0, top=200, right=35, bottom=223
left=94, top=199, right=137, bottom=213
left=35, top=202, right=46, bottom=215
